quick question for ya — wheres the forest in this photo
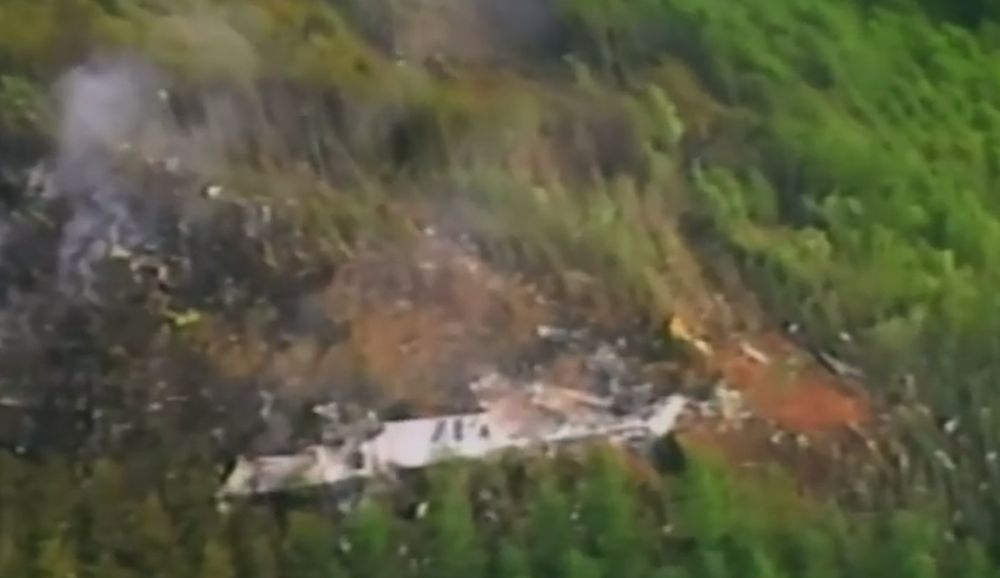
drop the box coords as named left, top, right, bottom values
left=3, top=0, right=1000, bottom=576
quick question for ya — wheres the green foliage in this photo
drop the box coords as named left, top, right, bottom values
left=576, top=451, right=649, bottom=578
left=561, top=548, right=603, bottom=578
left=132, top=495, right=187, bottom=578
left=343, top=500, right=399, bottom=578
left=283, top=512, right=343, bottom=578
left=35, top=535, right=78, bottom=578
left=675, top=455, right=733, bottom=544
left=422, top=468, right=486, bottom=578
left=526, top=473, right=575, bottom=578
left=91, top=553, right=135, bottom=578
left=0, top=75, right=46, bottom=135
left=198, top=540, right=235, bottom=578
left=0, top=449, right=995, bottom=578
left=646, top=0, right=1000, bottom=393
left=4, top=1, right=1000, bottom=577
left=494, top=540, right=531, bottom=578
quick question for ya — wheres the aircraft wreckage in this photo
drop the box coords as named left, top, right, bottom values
left=219, top=374, right=689, bottom=500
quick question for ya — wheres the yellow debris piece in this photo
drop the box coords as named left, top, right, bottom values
left=667, top=315, right=712, bottom=357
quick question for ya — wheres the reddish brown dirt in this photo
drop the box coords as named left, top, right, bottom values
left=661, top=274, right=872, bottom=484
left=319, top=235, right=552, bottom=409
left=188, top=233, right=554, bottom=411
left=676, top=326, right=872, bottom=488
left=678, top=418, right=864, bottom=491
left=713, top=332, right=867, bottom=433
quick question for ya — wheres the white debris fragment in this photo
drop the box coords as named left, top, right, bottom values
left=934, top=449, right=956, bottom=471
left=739, top=342, right=770, bottom=364
left=162, top=156, right=181, bottom=173
left=714, top=387, right=744, bottom=421
left=536, top=325, right=569, bottom=340
left=219, top=378, right=689, bottom=500
left=201, top=184, right=223, bottom=199
left=107, top=244, right=132, bottom=260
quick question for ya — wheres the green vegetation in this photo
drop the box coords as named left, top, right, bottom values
left=4, top=0, right=1000, bottom=574
left=1, top=448, right=996, bottom=578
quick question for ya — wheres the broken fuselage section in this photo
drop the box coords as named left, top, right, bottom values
left=218, top=380, right=688, bottom=501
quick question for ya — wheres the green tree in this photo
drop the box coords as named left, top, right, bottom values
left=81, top=460, right=132, bottom=563
left=343, top=499, right=399, bottom=578
left=561, top=548, right=602, bottom=578
left=29, top=459, right=80, bottom=550
left=90, top=553, right=134, bottom=578
left=576, top=449, right=650, bottom=578
left=423, top=468, right=485, bottom=578
left=244, top=535, right=279, bottom=578
left=783, top=526, right=837, bottom=578
left=649, top=567, right=689, bottom=578
left=283, top=512, right=343, bottom=578
left=955, top=539, right=999, bottom=578
left=526, top=473, right=575, bottom=578
left=882, top=512, right=940, bottom=578
left=198, top=540, right=235, bottom=578
left=130, top=494, right=187, bottom=578
left=35, top=535, right=78, bottom=578
left=0, top=531, right=24, bottom=578
left=229, top=507, right=281, bottom=578
left=676, top=457, right=733, bottom=544
left=692, top=548, right=729, bottom=578
left=493, top=540, right=531, bottom=578
left=743, top=544, right=784, bottom=578
left=162, top=465, right=222, bottom=559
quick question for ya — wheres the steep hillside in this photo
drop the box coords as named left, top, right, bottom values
left=2, top=0, right=1000, bottom=576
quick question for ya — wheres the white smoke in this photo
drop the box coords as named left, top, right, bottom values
left=46, top=54, right=252, bottom=301
left=48, top=56, right=170, bottom=300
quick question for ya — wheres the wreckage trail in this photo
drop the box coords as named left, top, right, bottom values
left=220, top=379, right=688, bottom=499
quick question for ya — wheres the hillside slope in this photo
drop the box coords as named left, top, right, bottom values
left=1, top=0, right=1000, bottom=575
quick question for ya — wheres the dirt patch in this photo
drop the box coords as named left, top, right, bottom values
left=713, top=332, right=867, bottom=433
left=678, top=412, right=872, bottom=493
left=318, top=233, right=551, bottom=409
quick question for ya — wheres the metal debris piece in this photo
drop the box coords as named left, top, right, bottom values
left=815, top=351, right=864, bottom=380
left=931, top=446, right=959, bottom=473
left=201, top=184, right=223, bottom=199
left=536, top=325, right=569, bottom=340
left=108, top=244, right=132, bottom=259
left=739, top=342, right=770, bottom=364
left=714, top=386, right=744, bottom=420
left=219, top=379, right=689, bottom=500
left=667, top=316, right=712, bottom=356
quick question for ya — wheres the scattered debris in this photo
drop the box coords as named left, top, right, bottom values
left=815, top=351, right=864, bottom=381
left=535, top=325, right=586, bottom=342
left=714, top=386, right=744, bottom=421
left=218, top=378, right=688, bottom=500
left=201, top=184, right=223, bottom=199
left=739, top=341, right=770, bottom=365
left=667, top=315, right=712, bottom=357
